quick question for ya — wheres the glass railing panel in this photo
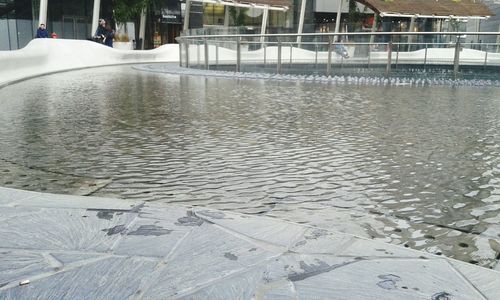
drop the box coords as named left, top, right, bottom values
left=0, top=19, right=10, bottom=50
left=178, top=32, right=500, bottom=80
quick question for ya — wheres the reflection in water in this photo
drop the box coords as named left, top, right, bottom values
left=0, top=66, right=498, bottom=268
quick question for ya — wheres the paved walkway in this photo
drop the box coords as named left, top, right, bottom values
left=0, top=187, right=499, bottom=299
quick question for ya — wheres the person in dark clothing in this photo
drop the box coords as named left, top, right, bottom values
left=93, top=19, right=114, bottom=47
left=93, top=19, right=107, bottom=44
left=36, top=24, right=49, bottom=38
left=104, top=23, right=115, bottom=48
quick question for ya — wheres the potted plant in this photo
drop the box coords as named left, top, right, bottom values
left=113, top=33, right=133, bottom=50
left=113, top=0, right=164, bottom=49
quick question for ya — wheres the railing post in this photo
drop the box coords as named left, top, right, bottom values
left=315, top=44, right=318, bottom=69
left=367, top=43, right=371, bottom=67
left=453, top=38, right=461, bottom=79
left=236, top=37, right=241, bottom=72
left=327, top=36, right=332, bottom=76
left=264, top=43, right=267, bottom=66
left=197, top=42, right=200, bottom=67
left=290, top=43, right=293, bottom=65
left=483, top=50, right=488, bottom=69
left=185, top=41, right=190, bottom=68
left=179, top=41, right=183, bottom=67
left=368, top=39, right=376, bottom=66
left=204, top=38, right=209, bottom=70
left=424, top=43, right=428, bottom=70
left=216, top=44, right=219, bottom=66
left=395, top=43, right=400, bottom=68
left=277, top=40, right=282, bottom=74
left=386, top=41, right=392, bottom=77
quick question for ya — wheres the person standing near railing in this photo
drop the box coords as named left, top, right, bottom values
left=36, top=24, right=49, bottom=38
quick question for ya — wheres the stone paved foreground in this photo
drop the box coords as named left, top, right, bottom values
left=0, top=187, right=499, bottom=300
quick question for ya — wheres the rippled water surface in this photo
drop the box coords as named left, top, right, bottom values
left=0, top=65, right=499, bottom=268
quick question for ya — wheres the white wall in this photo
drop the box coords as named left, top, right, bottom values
left=0, top=39, right=179, bottom=86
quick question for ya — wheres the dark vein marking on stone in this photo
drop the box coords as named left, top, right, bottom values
left=127, top=225, right=172, bottom=236
left=102, top=224, right=126, bottom=235
left=288, top=259, right=358, bottom=282
left=224, top=252, right=238, bottom=261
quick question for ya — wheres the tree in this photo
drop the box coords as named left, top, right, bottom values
left=113, top=0, right=163, bottom=25
left=113, top=0, right=148, bottom=25
left=229, top=7, right=247, bottom=26
left=112, top=0, right=164, bottom=46
left=347, top=0, right=363, bottom=31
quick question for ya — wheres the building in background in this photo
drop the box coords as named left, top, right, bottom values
left=479, top=0, right=500, bottom=45
left=0, top=0, right=111, bottom=50
left=0, top=0, right=497, bottom=50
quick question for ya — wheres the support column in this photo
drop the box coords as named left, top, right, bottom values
left=408, top=16, right=416, bottom=49
left=224, top=5, right=230, bottom=27
left=369, top=14, right=377, bottom=45
left=183, top=0, right=192, bottom=32
left=139, top=7, right=147, bottom=50
left=260, top=6, right=269, bottom=44
left=91, top=0, right=101, bottom=36
left=333, top=0, right=343, bottom=41
left=497, top=24, right=500, bottom=53
left=39, top=0, right=48, bottom=25
left=296, top=0, right=306, bottom=44
left=476, top=19, right=481, bottom=44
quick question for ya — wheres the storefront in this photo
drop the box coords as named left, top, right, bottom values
left=0, top=0, right=112, bottom=50
left=154, top=0, right=182, bottom=45
left=1, top=0, right=495, bottom=50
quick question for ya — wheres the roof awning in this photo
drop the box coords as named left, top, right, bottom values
left=192, top=0, right=291, bottom=11
left=356, top=0, right=495, bottom=19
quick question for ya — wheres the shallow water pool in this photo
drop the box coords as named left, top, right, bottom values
left=0, top=65, right=499, bottom=268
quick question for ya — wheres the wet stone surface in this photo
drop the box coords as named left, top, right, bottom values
left=0, top=65, right=499, bottom=268
left=1, top=188, right=499, bottom=299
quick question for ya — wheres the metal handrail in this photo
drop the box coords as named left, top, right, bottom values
left=188, top=40, right=500, bottom=47
left=178, top=31, right=500, bottom=40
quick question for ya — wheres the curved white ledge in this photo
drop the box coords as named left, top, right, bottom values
left=0, top=39, right=180, bottom=87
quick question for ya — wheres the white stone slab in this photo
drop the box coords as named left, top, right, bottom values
left=10, top=192, right=142, bottom=210
left=449, top=260, right=500, bottom=300
left=194, top=208, right=307, bottom=249
left=0, top=251, right=51, bottom=286
left=112, top=207, right=195, bottom=257
left=339, top=237, right=433, bottom=259
left=0, top=187, right=39, bottom=205
left=176, top=266, right=266, bottom=299
left=141, top=223, right=279, bottom=298
left=293, top=259, right=487, bottom=300
left=0, top=256, right=156, bottom=300
left=1, top=189, right=499, bottom=299
left=0, top=207, right=136, bottom=252
left=290, top=228, right=354, bottom=255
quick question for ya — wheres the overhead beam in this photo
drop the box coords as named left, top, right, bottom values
left=379, top=13, right=490, bottom=20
